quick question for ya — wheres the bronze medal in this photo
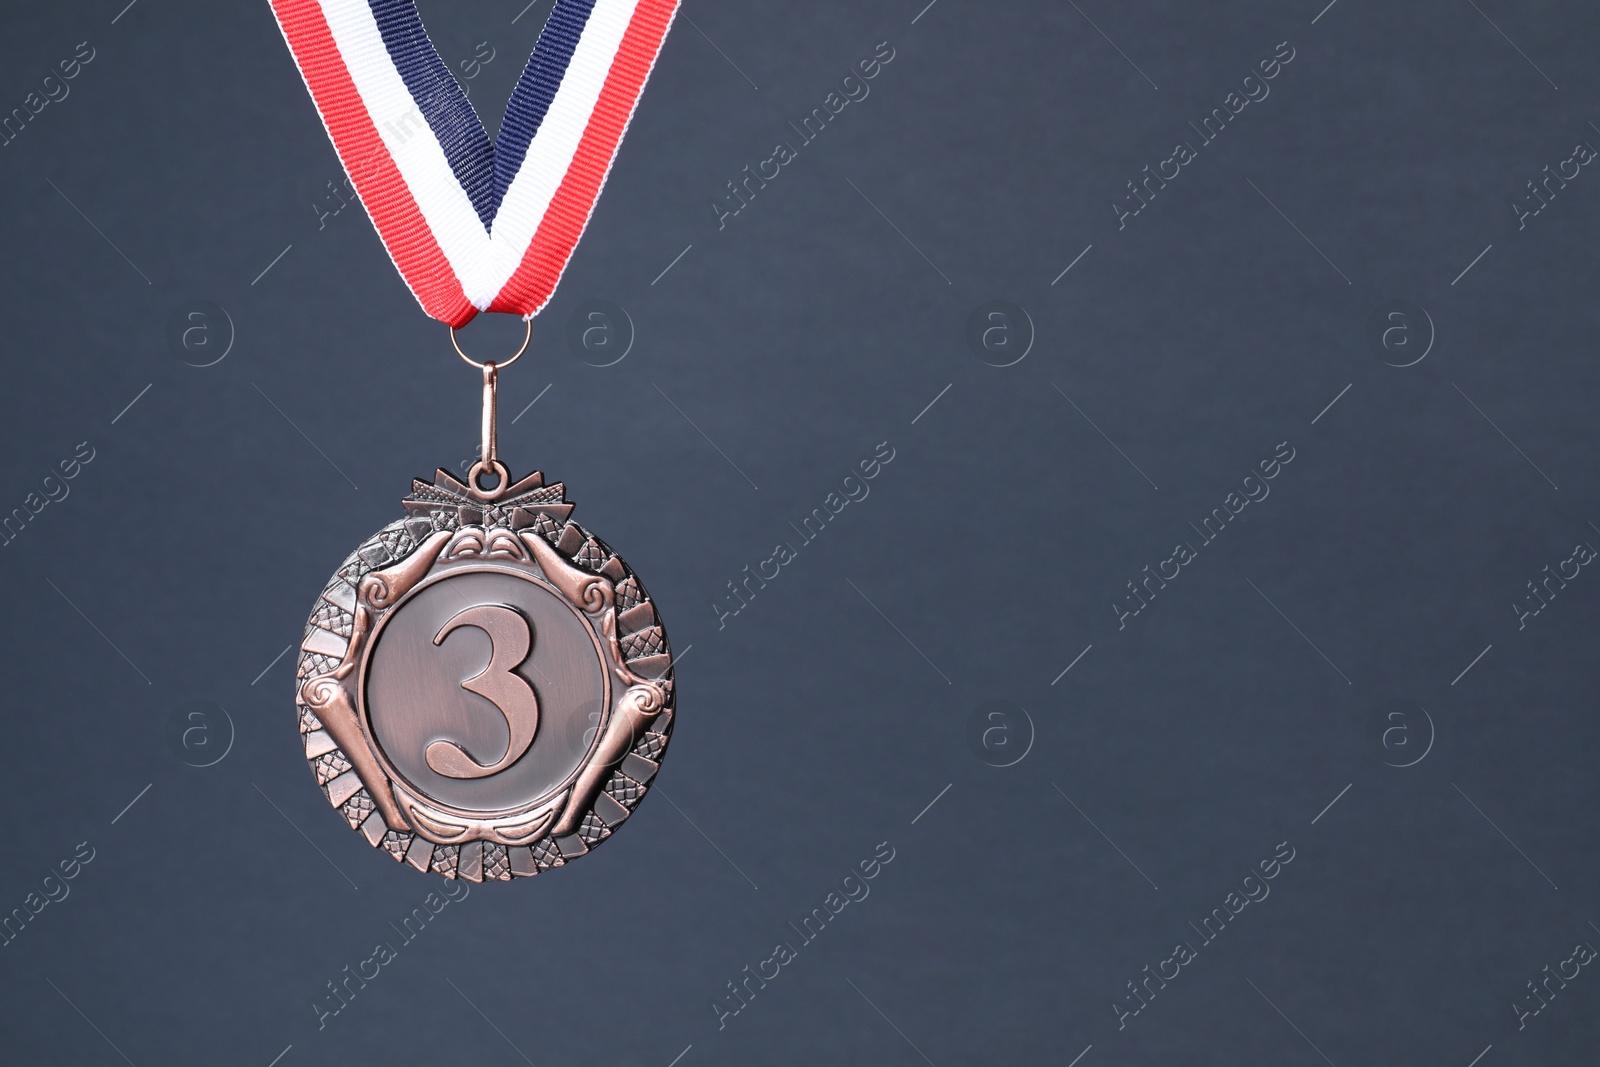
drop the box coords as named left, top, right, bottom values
left=294, top=345, right=674, bottom=881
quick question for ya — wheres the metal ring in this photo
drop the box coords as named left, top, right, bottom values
left=450, top=318, right=532, bottom=371
left=466, top=459, right=512, bottom=502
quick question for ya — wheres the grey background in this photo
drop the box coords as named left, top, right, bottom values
left=0, top=0, right=1597, bottom=1064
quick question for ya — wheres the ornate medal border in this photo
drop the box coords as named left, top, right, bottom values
left=293, top=469, right=674, bottom=882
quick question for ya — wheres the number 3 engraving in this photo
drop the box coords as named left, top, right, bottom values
left=426, top=604, right=540, bottom=779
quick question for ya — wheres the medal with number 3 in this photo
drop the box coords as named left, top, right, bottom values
left=270, top=0, right=680, bottom=881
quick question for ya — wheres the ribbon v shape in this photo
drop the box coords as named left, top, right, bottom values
left=270, top=0, right=680, bottom=325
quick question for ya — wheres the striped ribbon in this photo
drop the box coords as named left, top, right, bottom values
left=270, top=0, right=680, bottom=326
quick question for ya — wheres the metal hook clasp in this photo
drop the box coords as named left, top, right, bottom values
left=467, top=361, right=511, bottom=500
left=450, top=318, right=532, bottom=501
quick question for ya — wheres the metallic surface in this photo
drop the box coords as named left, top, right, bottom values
left=294, top=464, right=674, bottom=881
left=424, top=602, right=542, bottom=780
left=367, top=568, right=605, bottom=807
left=480, top=363, right=499, bottom=471
left=467, top=361, right=511, bottom=500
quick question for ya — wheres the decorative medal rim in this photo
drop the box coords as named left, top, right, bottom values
left=294, top=467, right=674, bottom=883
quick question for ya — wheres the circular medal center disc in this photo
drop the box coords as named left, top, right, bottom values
left=364, top=567, right=609, bottom=814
